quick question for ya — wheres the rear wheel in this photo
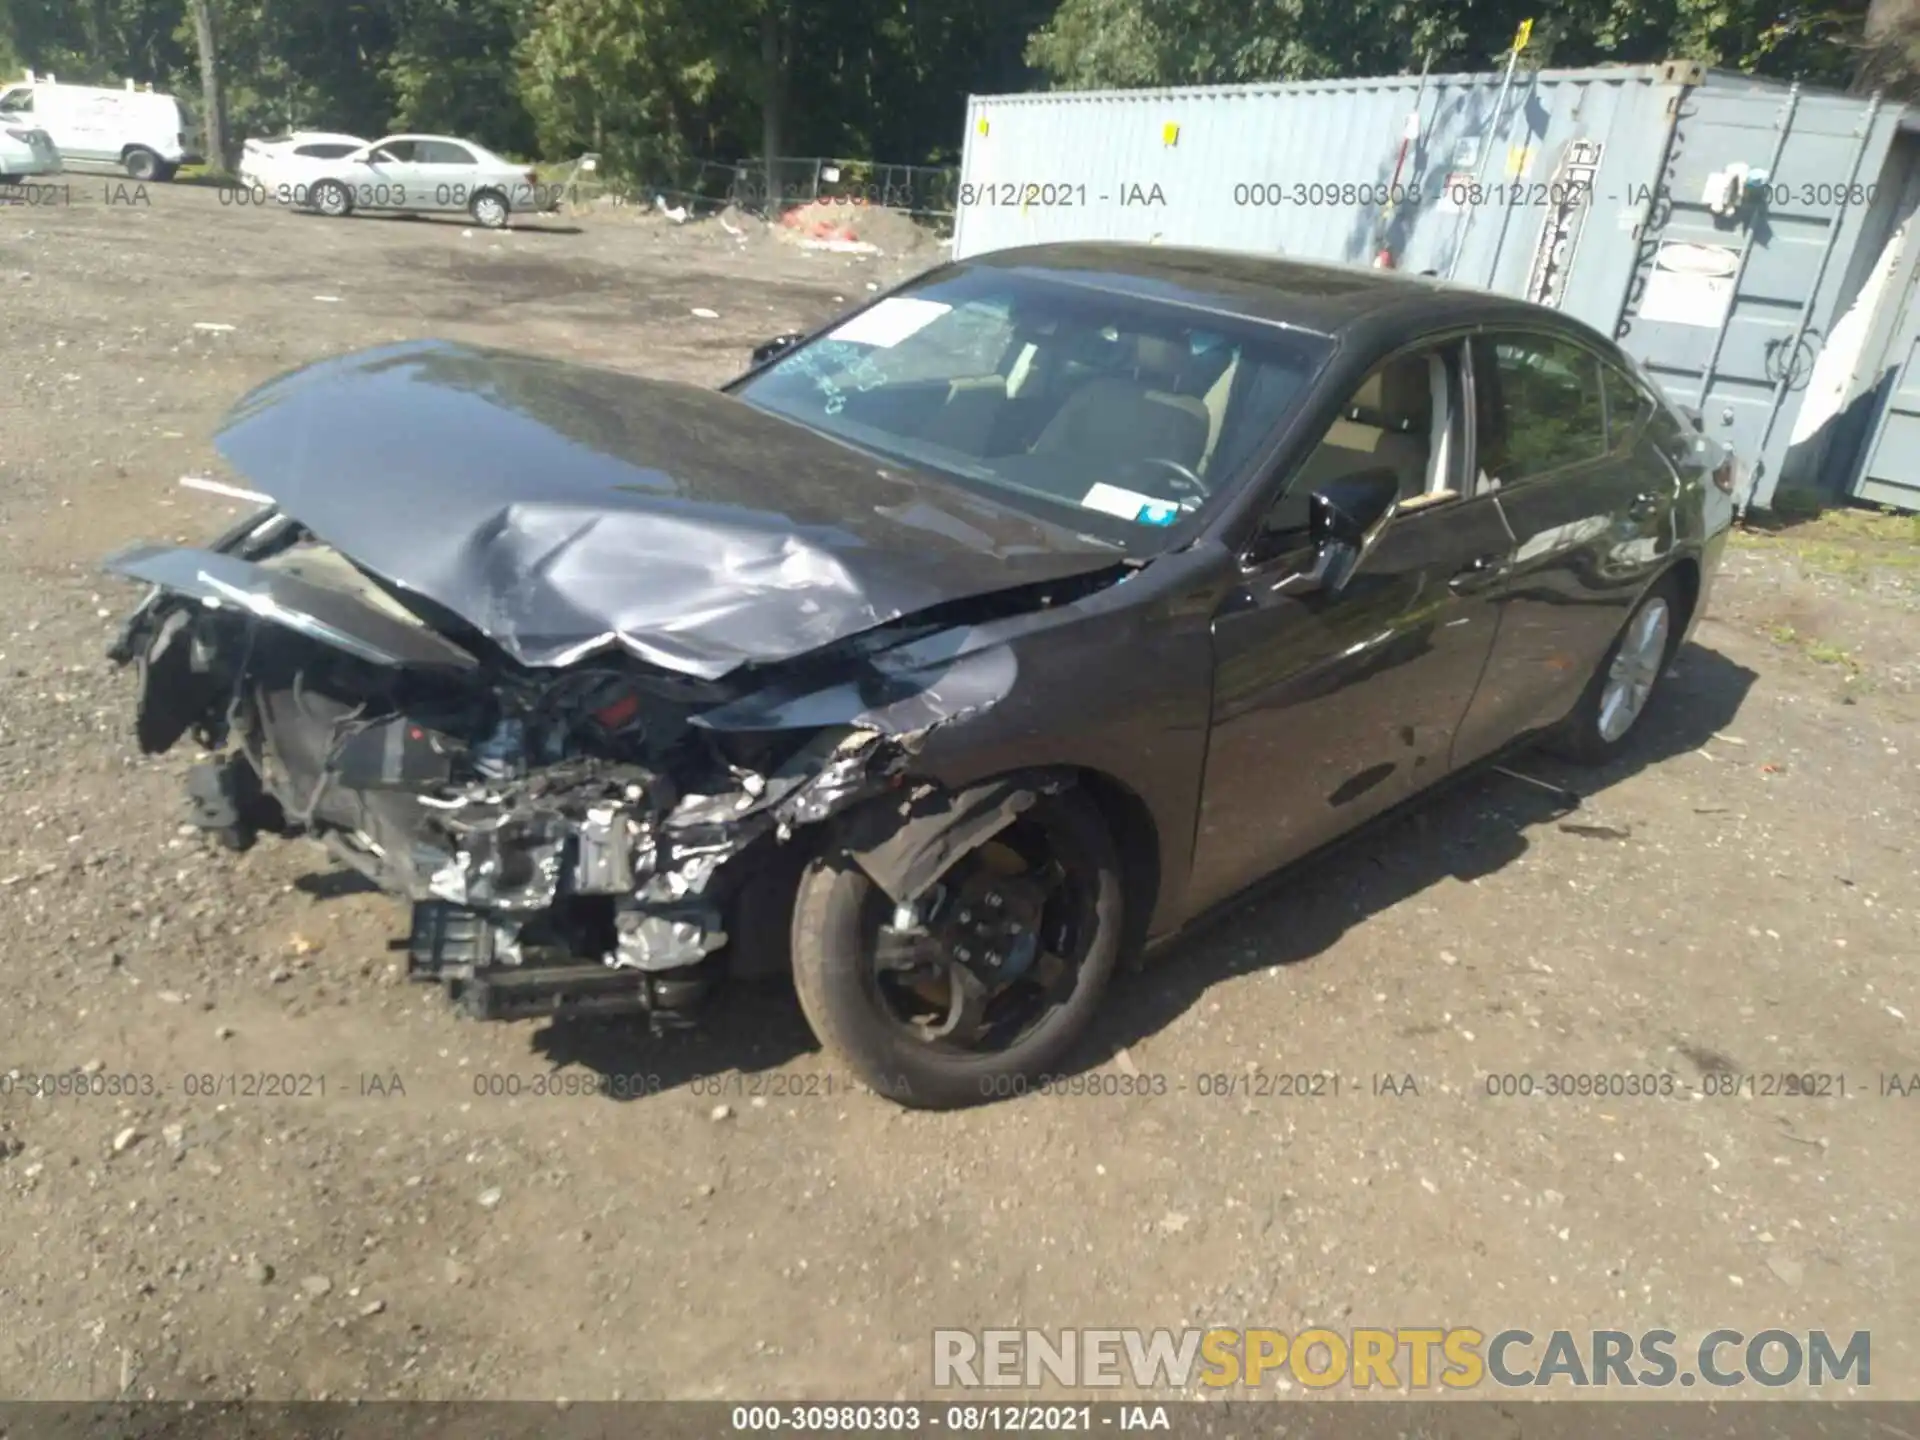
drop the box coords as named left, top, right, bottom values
left=122, top=146, right=161, bottom=181
left=470, top=190, right=510, bottom=229
left=790, top=788, right=1123, bottom=1110
left=311, top=179, right=353, bottom=218
left=1548, top=574, right=1681, bottom=765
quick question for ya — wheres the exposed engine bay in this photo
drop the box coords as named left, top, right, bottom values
left=105, top=503, right=1117, bottom=1025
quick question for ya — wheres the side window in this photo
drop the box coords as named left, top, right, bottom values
left=0, top=88, right=32, bottom=114
left=371, top=140, right=416, bottom=163
left=1600, top=361, right=1656, bottom=457
left=1477, top=334, right=1607, bottom=484
left=418, top=140, right=476, bottom=165
left=1264, top=348, right=1450, bottom=534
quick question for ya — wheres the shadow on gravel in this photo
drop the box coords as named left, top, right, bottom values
left=316, top=641, right=1759, bottom=1106
left=528, top=981, right=823, bottom=1103
left=335, top=212, right=586, bottom=236
left=1077, top=639, right=1759, bottom=1071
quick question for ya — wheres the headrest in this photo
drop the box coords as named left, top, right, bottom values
left=1347, top=357, right=1431, bottom=434
left=1134, top=334, right=1187, bottom=386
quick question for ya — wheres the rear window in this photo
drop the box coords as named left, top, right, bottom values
left=1600, top=360, right=1656, bottom=455
left=1477, top=333, right=1608, bottom=483
left=295, top=142, right=358, bottom=159
left=416, top=140, right=476, bottom=164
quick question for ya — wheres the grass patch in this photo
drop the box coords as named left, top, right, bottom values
left=1733, top=500, right=1920, bottom=588
left=1767, top=623, right=1862, bottom=673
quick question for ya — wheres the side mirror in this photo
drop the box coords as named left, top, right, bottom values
left=1273, top=469, right=1401, bottom=596
left=751, top=332, right=804, bottom=367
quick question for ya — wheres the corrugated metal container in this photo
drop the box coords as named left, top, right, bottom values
left=954, top=66, right=1917, bottom=512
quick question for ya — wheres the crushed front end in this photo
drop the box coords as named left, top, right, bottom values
left=104, top=509, right=934, bottom=1025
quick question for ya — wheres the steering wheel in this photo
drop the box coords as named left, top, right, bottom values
left=1130, top=455, right=1207, bottom=502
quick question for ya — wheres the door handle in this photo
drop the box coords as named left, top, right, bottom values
left=1448, top=552, right=1507, bottom=594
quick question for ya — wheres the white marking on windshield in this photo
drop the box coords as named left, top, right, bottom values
left=826, top=296, right=952, bottom=348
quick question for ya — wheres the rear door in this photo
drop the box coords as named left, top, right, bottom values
left=1187, top=338, right=1514, bottom=914
left=410, top=138, right=480, bottom=211
left=1450, top=330, right=1677, bottom=767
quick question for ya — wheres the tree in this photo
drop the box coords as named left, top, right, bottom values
left=385, top=0, right=537, bottom=156
left=756, top=0, right=791, bottom=202
left=1025, top=0, right=1871, bottom=89
left=188, top=0, right=225, bottom=169
left=1858, top=0, right=1920, bottom=92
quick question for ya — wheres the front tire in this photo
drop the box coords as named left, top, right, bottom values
left=790, top=788, right=1123, bottom=1110
left=1548, top=574, right=1681, bottom=765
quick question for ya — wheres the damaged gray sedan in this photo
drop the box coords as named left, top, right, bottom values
left=104, top=244, right=1729, bottom=1108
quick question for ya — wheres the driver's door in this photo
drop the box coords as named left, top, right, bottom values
left=355, top=138, right=418, bottom=210
left=1186, top=339, right=1514, bottom=914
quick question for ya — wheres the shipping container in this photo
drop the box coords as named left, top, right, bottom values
left=955, top=65, right=1920, bottom=513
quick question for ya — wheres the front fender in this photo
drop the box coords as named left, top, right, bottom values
left=837, top=771, right=1070, bottom=906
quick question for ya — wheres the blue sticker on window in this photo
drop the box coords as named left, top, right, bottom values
left=1136, top=502, right=1180, bottom=526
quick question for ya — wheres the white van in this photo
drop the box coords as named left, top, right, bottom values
left=0, top=71, right=200, bottom=180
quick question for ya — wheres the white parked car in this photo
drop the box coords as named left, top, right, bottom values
left=0, top=71, right=196, bottom=180
left=238, top=131, right=367, bottom=193
left=298, top=134, right=553, bottom=228
left=0, top=117, right=60, bottom=181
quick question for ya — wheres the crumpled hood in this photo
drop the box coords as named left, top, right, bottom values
left=211, top=339, right=1122, bottom=679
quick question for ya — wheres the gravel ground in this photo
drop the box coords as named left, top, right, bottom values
left=0, top=182, right=1915, bottom=1404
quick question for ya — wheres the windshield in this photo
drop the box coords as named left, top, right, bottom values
left=733, top=264, right=1331, bottom=548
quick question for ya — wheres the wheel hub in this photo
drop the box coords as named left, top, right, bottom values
left=930, top=868, right=1047, bottom=983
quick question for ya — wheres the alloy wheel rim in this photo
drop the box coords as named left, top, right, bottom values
left=867, top=831, right=1090, bottom=1055
left=1597, top=597, right=1671, bottom=744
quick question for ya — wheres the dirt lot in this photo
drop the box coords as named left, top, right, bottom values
left=0, top=182, right=1915, bottom=1404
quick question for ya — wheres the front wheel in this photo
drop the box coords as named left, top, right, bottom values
left=790, top=788, right=1123, bottom=1110
left=1548, top=574, right=1681, bottom=765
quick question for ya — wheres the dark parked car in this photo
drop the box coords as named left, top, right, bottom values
left=103, top=244, right=1733, bottom=1108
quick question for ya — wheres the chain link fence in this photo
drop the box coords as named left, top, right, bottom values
left=550, top=153, right=957, bottom=224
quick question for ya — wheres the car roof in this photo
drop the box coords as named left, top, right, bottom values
left=964, top=242, right=1575, bottom=341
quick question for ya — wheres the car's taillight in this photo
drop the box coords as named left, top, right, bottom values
left=525, top=169, right=539, bottom=185
left=1712, top=461, right=1735, bottom=494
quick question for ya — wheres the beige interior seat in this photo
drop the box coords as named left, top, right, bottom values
left=1273, top=356, right=1435, bottom=530
left=1030, top=335, right=1211, bottom=474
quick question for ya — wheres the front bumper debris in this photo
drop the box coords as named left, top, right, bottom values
left=102, top=511, right=1043, bottom=1024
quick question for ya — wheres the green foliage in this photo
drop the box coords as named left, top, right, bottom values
left=1026, top=0, right=1873, bottom=87
left=0, top=0, right=1893, bottom=178
left=386, top=0, right=536, bottom=154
